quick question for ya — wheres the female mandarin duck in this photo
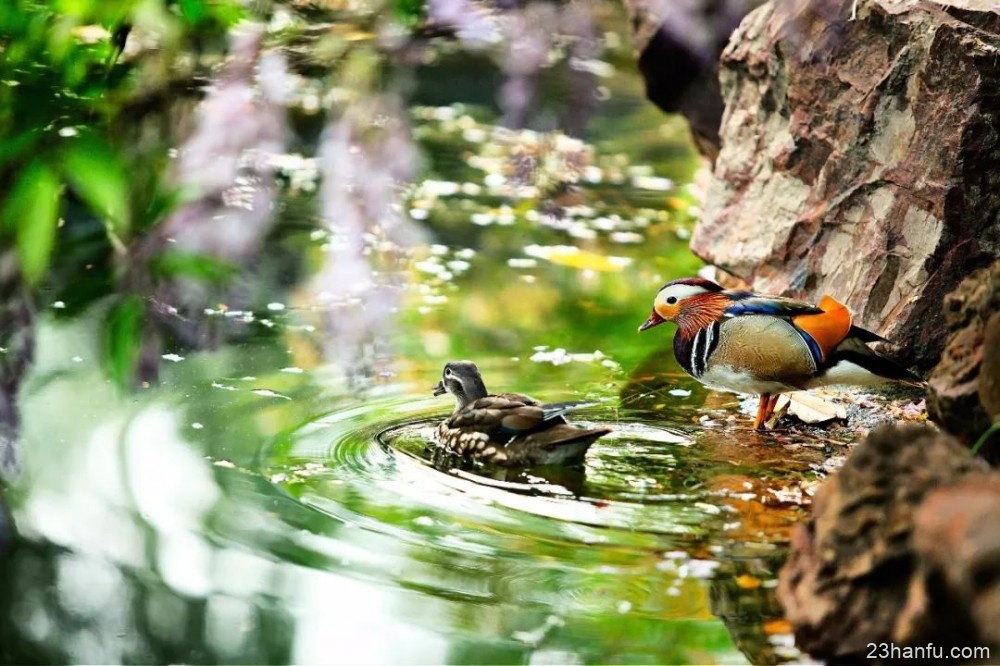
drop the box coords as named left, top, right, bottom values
left=638, top=277, right=922, bottom=429
left=432, top=361, right=611, bottom=465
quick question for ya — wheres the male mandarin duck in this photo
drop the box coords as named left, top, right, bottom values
left=432, top=361, right=611, bottom=465
left=638, top=277, right=922, bottom=429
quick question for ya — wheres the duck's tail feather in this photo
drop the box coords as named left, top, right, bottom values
left=848, top=325, right=888, bottom=344
left=533, top=424, right=612, bottom=448
left=523, top=424, right=611, bottom=465
left=815, top=335, right=924, bottom=387
left=540, top=400, right=599, bottom=423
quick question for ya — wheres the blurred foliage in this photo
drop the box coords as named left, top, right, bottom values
left=0, top=0, right=704, bottom=394
left=0, top=0, right=243, bottom=383
left=390, top=0, right=425, bottom=27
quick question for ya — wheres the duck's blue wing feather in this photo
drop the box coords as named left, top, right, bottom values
left=722, top=295, right=823, bottom=319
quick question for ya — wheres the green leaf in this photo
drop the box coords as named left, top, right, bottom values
left=104, top=295, right=144, bottom=389
left=0, top=129, right=43, bottom=170
left=178, top=0, right=208, bottom=24
left=1, top=160, right=62, bottom=285
left=971, top=421, right=1000, bottom=456
left=390, top=0, right=423, bottom=26
left=151, top=251, right=237, bottom=283
left=61, top=133, right=130, bottom=236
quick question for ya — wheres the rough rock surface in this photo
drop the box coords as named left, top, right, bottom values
left=692, top=0, right=1000, bottom=370
left=777, top=424, right=989, bottom=661
left=901, top=475, right=1000, bottom=653
left=0, top=253, right=33, bottom=479
left=927, top=262, right=1000, bottom=458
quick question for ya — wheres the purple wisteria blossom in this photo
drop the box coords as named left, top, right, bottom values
left=313, top=94, right=426, bottom=387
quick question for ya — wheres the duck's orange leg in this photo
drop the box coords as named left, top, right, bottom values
left=763, top=394, right=781, bottom=426
left=752, top=393, right=771, bottom=430
left=752, top=393, right=782, bottom=430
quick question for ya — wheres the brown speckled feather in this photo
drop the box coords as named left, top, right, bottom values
left=708, top=315, right=817, bottom=386
left=435, top=393, right=609, bottom=466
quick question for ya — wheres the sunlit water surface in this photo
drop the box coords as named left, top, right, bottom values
left=2, top=335, right=838, bottom=664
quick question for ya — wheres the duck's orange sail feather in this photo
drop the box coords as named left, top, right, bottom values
left=791, top=295, right=852, bottom=362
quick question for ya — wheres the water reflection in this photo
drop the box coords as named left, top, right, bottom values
left=0, top=321, right=823, bottom=663
left=711, top=552, right=794, bottom=666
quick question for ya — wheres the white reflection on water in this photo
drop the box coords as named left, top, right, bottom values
left=206, top=594, right=255, bottom=658
left=126, top=408, right=221, bottom=535
left=158, top=531, right=214, bottom=598
left=7, top=319, right=464, bottom=663
left=290, top=569, right=449, bottom=665
left=212, top=546, right=275, bottom=597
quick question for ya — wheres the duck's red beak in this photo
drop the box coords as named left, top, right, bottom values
left=638, top=310, right=666, bottom=332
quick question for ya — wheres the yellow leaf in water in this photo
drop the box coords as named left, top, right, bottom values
left=735, top=574, right=761, bottom=589
left=763, top=619, right=792, bottom=635
left=526, top=245, right=631, bottom=272
left=328, top=23, right=376, bottom=41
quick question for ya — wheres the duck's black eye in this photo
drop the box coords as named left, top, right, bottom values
left=666, top=296, right=678, bottom=305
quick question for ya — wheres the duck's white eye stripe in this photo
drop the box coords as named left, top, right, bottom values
left=658, top=283, right=709, bottom=307
left=690, top=334, right=699, bottom=376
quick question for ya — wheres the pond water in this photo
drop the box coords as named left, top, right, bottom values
left=0, top=5, right=850, bottom=664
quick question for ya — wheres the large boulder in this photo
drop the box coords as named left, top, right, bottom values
left=692, top=0, right=1000, bottom=370
left=777, top=424, right=993, bottom=661
left=902, top=475, right=1000, bottom=653
left=927, top=262, right=1000, bottom=459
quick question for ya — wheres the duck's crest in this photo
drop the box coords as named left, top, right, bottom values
left=658, top=277, right=724, bottom=293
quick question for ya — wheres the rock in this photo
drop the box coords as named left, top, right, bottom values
left=777, top=424, right=988, bottom=661
left=624, top=0, right=764, bottom=159
left=0, top=253, right=34, bottom=479
left=691, top=0, right=1000, bottom=371
left=897, top=475, right=1000, bottom=652
left=927, top=262, right=1000, bottom=460
left=979, top=311, right=1000, bottom=420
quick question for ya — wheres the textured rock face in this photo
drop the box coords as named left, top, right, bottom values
left=777, top=424, right=991, bottom=661
left=692, top=0, right=1000, bottom=370
left=926, top=262, right=1000, bottom=456
left=905, top=476, right=1000, bottom=652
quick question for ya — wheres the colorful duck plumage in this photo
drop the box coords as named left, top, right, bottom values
left=432, top=361, right=610, bottom=465
left=639, top=277, right=922, bottom=429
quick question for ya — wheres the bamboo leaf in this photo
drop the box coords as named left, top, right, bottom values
left=178, top=0, right=208, bottom=24
left=2, top=160, right=62, bottom=285
left=61, top=133, right=130, bottom=236
left=151, top=251, right=237, bottom=283
left=104, top=295, right=144, bottom=389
